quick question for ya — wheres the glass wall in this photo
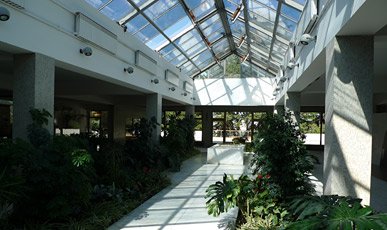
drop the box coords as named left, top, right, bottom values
left=300, top=112, right=325, bottom=145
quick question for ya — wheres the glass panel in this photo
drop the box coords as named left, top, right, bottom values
left=207, top=28, right=225, bottom=43
left=278, top=15, right=297, bottom=32
left=144, top=0, right=178, bottom=20
left=164, top=17, right=193, bottom=39
left=186, top=0, right=204, bottom=9
left=175, top=30, right=202, bottom=51
left=230, top=19, right=245, bottom=38
left=146, top=34, right=168, bottom=50
left=180, top=61, right=196, bottom=73
left=212, top=39, right=230, bottom=58
left=199, top=14, right=220, bottom=29
left=300, top=112, right=324, bottom=145
left=194, top=111, right=202, bottom=142
left=198, top=58, right=214, bottom=69
left=202, top=21, right=223, bottom=37
left=248, top=1, right=277, bottom=22
left=192, top=49, right=212, bottom=66
left=160, top=43, right=177, bottom=57
left=125, top=14, right=148, bottom=34
left=100, top=0, right=135, bottom=21
left=152, top=5, right=187, bottom=30
left=192, top=0, right=215, bottom=20
left=224, top=0, right=239, bottom=12
left=134, top=24, right=159, bottom=43
left=186, top=41, right=207, bottom=57
left=249, top=12, right=275, bottom=33
left=281, top=3, right=302, bottom=21
left=253, top=0, right=278, bottom=9
left=225, top=112, right=252, bottom=143
left=132, top=0, right=155, bottom=9
left=85, top=0, right=110, bottom=9
left=197, top=64, right=224, bottom=78
left=163, top=48, right=183, bottom=62
left=170, top=54, right=188, bottom=66
left=276, top=24, right=292, bottom=40
left=213, top=120, right=225, bottom=143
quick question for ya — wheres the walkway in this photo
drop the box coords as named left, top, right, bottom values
left=109, top=152, right=245, bottom=230
left=109, top=150, right=324, bottom=230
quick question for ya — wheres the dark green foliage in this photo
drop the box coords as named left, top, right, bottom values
left=126, top=117, right=164, bottom=169
left=287, top=195, right=387, bottom=229
left=27, top=108, right=52, bottom=148
left=161, top=115, right=196, bottom=171
left=251, top=113, right=316, bottom=199
left=1, top=111, right=187, bottom=228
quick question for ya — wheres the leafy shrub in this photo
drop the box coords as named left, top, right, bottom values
left=251, top=112, right=316, bottom=199
left=161, top=116, right=196, bottom=171
left=287, top=195, right=387, bottom=229
left=0, top=109, right=94, bottom=224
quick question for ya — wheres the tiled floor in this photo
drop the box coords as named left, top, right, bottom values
left=109, top=150, right=324, bottom=230
left=109, top=152, right=245, bottom=230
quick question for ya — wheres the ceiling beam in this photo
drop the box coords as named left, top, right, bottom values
left=266, top=0, right=284, bottom=73
left=178, top=0, right=219, bottom=66
left=214, top=0, right=237, bottom=54
left=125, top=0, right=200, bottom=70
left=241, top=0, right=252, bottom=65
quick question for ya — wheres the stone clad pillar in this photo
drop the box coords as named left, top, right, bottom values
left=185, top=105, right=195, bottom=118
left=324, top=36, right=373, bottom=204
left=284, top=92, right=301, bottom=124
left=13, top=53, right=55, bottom=140
left=113, top=105, right=127, bottom=143
left=274, top=104, right=285, bottom=115
left=146, top=93, right=162, bottom=143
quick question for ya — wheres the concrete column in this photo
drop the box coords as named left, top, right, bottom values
left=13, top=53, right=55, bottom=140
left=324, top=36, right=373, bottom=204
left=284, top=92, right=301, bottom=124
left=113, top=105, right=127, bottom=143
left=146, top=93, right=162, bottom=143
left=202, top=109, right=213, bottom=147
left=274, top=104, right=285, bottom=116
left=185, top=105, right=195, bottom=119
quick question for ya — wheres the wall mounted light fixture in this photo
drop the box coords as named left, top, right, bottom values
left=151, top=78, right=159, bottom=84
left=0, top=7, right=10, bottom=21
left=287, top=60, right=299, bottom=69
left=169, top=87, right=176, bottom=91
left=299, top=33, right=316, bottom=45
left=124, top=66, right=134, bottom=74
left=80, top=47, right=93, bottom=56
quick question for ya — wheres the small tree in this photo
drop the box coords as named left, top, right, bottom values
left=251, top=113, right=316, bottom=199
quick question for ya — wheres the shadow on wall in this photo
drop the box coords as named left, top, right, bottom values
left=324, top=38, right=373, bottom=204
left=194, top=77, right=276, bottom=106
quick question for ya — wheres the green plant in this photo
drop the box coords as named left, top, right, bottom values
left=161, top=115, right=196, bottom=171
left=206, top=174, right=240, bottom=216
left=239, top=202, right=288, bottom=230
left=251, top=113, right=316, bottom=199
left=287, top=195, right=387, bottom=229
left=27, top=108, right=52, bottom=148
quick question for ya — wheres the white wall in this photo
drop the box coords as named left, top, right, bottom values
left=0, top=0, right=193, bottom=105
left=276, top=0, right=387, bottom=99
left=194, top=77, right=275, bottom=106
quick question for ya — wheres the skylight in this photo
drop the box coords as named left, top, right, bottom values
left=84, top=0, right=307, bottom=78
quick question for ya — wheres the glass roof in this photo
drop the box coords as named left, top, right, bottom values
left=84, top=0, right=307, bottom=78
